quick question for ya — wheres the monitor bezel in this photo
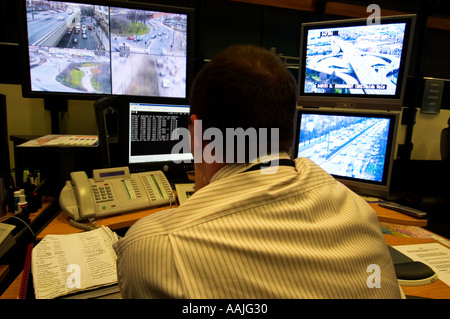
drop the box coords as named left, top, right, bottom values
left=293, top=107, right=400, bottom=198
left=297, top=14, right=416, bottom=111
left=19, top=0, right=195, bottom=103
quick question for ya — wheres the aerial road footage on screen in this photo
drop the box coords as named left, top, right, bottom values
left=303, top=22, right=406, bottom=96
left=26, top=0, right=188, bottom=98
left=297, top=113, right=390, bottom=182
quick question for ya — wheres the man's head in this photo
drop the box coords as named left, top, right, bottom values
left=189, top=44, right=298, bottom=163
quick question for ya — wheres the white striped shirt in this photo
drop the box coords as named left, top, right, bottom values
left=113, top=156, right=402, bottom=299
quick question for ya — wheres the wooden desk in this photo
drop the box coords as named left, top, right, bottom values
left=1, top=204, right=173, bottom=299
left=35, top=201, right=427, bottom=241
left=0, top=268, right=21, bottom=299
left=36, top=204, right=176, bottom=240
left=0, top=202, right=444, bottom=299
left=370, top=203, right=428, bottom=227
left=369, top=203, right=428, bottom=227
left=384, top=234, right=450, bottom=299
left=3, top=231, right=449, bottom=299
left=0, top=265, right=9, bottom=285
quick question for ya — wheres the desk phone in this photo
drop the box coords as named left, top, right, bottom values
left=175, top=183, right=195, bottom=205
left=59, top=166, right=173, bottom=221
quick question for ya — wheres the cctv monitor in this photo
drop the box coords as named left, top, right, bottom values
left=294, top=107, right=400, bottom=198
left=298, top=15, right=416, bottom=110
left=21, top=0, right=195, bottom=102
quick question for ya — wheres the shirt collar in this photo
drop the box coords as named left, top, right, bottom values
left=210, top=152, right=291, bottom=183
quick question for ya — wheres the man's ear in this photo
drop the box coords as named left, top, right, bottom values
left=189, top=114, right=202, bottom=162
left=189, top=114, right=199, bottom=124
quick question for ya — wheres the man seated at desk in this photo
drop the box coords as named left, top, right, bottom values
left=113, top=44, right=403, bottom=299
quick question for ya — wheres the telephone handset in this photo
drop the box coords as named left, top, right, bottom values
left=60, top=166, right=173, bottom=221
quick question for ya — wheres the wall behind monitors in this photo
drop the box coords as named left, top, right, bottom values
left=21, top=0, right=195, bottom=102
left=297, top=15, right=416, bottom=110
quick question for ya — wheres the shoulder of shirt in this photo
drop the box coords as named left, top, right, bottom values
left=114, top=157, right=338, bottom=254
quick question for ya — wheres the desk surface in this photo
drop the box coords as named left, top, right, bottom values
left=0, top=201, right=443, bottom=299
left=3, top=233, right=449, bottom=299
left=35, top=202, right=427, bottom=240
left=370, top=203, right=428, bottom=227
left=36, top=204, right=175, bottom=240
left=384, top=234, right=450, bottom=299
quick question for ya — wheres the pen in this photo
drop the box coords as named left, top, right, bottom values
left=23, top=168, right=29, bottom=184
left=35, top=170, right=41, bottom=186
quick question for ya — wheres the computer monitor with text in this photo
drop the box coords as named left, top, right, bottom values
left=127, top=101, right=193, bottom=174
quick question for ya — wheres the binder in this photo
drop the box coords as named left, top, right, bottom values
left=19, top=242, right=34, bottom=299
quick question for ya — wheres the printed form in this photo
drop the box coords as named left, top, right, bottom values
left=393, top=243, right=450, bottom=287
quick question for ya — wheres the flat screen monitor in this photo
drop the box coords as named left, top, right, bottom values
left=294, top=107, right=400, bottom=198
left=21, top=0, right=194, bottom=101
left=125, top=100, right=193, bottom=175
left=297, top=15, right=416, bottom=110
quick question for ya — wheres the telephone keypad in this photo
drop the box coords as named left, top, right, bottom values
left=92, top=184, right=114, bottom=203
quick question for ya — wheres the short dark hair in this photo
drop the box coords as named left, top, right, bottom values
left=190, top=44, right=298, bottom=160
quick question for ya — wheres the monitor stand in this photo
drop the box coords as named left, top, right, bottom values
left=44, top=97, right=68, bottom=134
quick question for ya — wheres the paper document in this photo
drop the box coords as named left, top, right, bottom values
left=19, top=134, right=98, bottom=147
left=393, top=243, right=450, bottom=287
left=31, top=226, right=119, bottom=299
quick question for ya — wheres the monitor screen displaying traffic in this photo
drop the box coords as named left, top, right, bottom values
left=302, top=22, right=407, bottom=97
left=25, top=0, right=189, bottom=98
left=297, top=112, right=391, bottom=183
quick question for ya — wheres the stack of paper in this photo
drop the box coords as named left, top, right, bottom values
left=31, top=226, right=119, bottom=299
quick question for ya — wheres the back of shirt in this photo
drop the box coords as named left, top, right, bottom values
left=114, top=158, right=402, bottom=299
